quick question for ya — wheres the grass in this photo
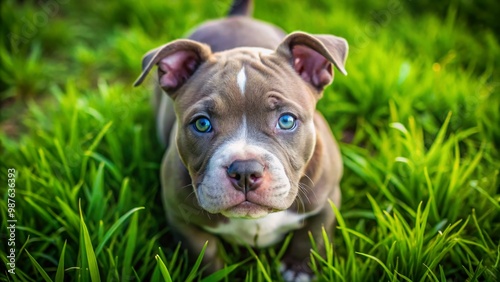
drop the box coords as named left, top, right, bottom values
left=1, top=0, right=499, bottom=281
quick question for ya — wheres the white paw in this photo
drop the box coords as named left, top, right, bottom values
left=279, top=262, right=312, bottom=282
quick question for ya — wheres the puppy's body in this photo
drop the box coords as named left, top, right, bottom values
left=135, top=1, right=347, bottom=280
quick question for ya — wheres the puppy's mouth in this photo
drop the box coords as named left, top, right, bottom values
left=220, top=201, right=277, bottom=219
left=193, top=140, right=295, bottom=218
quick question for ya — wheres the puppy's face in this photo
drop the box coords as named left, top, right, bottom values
left=134, top=32, right=348, bottom=219
left=174, top=48, right=318, bottom=218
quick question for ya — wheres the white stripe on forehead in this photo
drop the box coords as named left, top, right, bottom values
left=235, top=66, right=247, bottom=140
left=237, top=67, right=246, bottom=96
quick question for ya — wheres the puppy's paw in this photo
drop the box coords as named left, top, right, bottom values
left=279, top=262, right=313, bottom=282
left=282, top=270, right=312, bottom=282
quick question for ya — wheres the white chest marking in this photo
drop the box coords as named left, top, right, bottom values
left=237, top=67, right=246, bottom=96
left=204, top=210, right=316, bottom=247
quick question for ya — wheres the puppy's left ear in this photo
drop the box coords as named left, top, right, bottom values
left=276, top=32, right=348, bottom=90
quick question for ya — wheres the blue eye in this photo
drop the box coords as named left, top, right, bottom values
left=193, top=117, right=212, bottom=133
left=277, top=114, right=297, bottom=130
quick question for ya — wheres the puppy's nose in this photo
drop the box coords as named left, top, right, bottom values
left=227, top=160, right=264, bottom=192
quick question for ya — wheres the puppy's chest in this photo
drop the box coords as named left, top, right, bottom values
left=203, top=211, right=313, bottom=247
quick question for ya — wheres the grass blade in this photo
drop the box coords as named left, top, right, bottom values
left=87, top=162, right=106, bottom=221
left=55, top=241, right=67, bottom=282
left=25, top=250, right=53, bottom=282
left=185, top=241, right=209, bottom=282
left=356, top=252, right=394, bottom=281
left=121, top=213, right=138, bottom=280
left=155, top=254, right=173, bottom=282
left=201, top=262, right=245, bottom=282
left=80, top=201, right=101, bottom=282
left=247, top=247, right=272, bottom=282
left=95, top=207, right=145, bottom=255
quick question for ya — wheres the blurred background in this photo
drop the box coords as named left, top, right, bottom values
left=1, top=0, right=499, bottom=281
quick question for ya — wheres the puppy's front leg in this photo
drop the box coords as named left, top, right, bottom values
left=161, top=145, right=224, bottom=273
left=281, top=187, right=341, bottom=281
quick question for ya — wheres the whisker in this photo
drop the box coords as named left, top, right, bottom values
left=298, top=183, right=313, bottom=206
left=180, top=183, right=194, bottom=189
left=180, top=184, right=196, bottom=202
left=302, top=173, right=315, bottom=187
left=295, top=188, right=306, bottom=213
left=300, top=174, right=319, bottom=205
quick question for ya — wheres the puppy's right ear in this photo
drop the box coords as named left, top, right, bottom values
left=134, top=40, right=212, bottom=94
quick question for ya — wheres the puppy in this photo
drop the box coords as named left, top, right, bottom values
left=134, top=0, right=347, bottom=280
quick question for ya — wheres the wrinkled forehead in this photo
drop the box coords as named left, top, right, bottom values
left=174, top=47, right=315, bottom=114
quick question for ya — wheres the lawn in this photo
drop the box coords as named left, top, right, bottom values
left=1, top=0, right=499, bottom=281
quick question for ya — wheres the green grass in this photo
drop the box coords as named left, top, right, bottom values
left=1, top=0, right=499, bottom=281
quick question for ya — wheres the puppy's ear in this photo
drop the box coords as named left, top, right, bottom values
left=134, top=40, right=212, bottom=93
left=276, top=32, right=348, bottom=90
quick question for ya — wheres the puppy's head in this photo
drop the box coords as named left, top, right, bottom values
left=135, top=32, right=348, bottom=219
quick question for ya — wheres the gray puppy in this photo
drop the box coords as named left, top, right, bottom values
left=135, top=0, right=347, bottom=280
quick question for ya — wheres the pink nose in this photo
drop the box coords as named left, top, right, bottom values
left=227, top=160, right=264, bottom=192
